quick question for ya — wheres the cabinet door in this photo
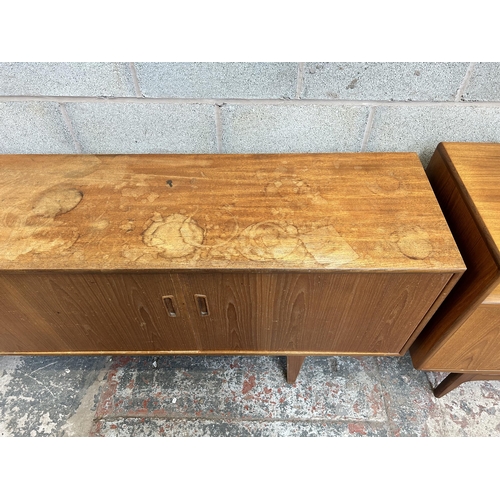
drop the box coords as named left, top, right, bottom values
left=179, top=272, right=452, bottom=354
left=264, top=273, right=452, bottom=354
left=178, top=273, right=264, bottom=351
left=415, top=304, right=500, bottom=371
left=0, top=273, right=199, bottom=353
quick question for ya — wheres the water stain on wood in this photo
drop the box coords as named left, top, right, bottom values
left=32, top=188, right=83, bottom=218
left=391, top=226, right=432, bottom=260
left=143, top=214, right=204, bottom=258
left=239, top=221, right=301, bottom=261
left=366, top=174, right=403, bottom=195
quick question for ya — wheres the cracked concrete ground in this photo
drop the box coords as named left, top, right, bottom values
left=0, top=353, right=499, bottom=437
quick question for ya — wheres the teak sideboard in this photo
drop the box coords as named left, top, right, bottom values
left=410, top=143, right=500, bottom=396
left=0, top=153, right=464, bottom=382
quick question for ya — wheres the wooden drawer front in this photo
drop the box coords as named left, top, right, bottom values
left=179, top=272, right=452, bottom=354
left=0, top=273, right=200, bottom=353
left=417, top=304, right=500, bottom=371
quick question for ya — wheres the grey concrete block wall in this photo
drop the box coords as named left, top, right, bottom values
left=135, top=62, right=298, bottom=99
left=220, top=104, right=368, bottom=153
left=462, top=63, right=500, bottom=101
left=366, top=105, right=500, bottom=165
left=65, top=102, right=218, bottom=154
left=0, top=62, right=499, bottom=163
left=0, top=63, right=136, bottom=97
left=0, top=101, right=76, bottom=153
left=301, top=62, right=469, bottom=101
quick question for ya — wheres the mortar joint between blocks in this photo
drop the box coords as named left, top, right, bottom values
left=296, top=63, right=305, bottom=99
left=59, top=102, right=82, bottom=154
left=455, top=62, right=476, bottom=102
left=214, top=104, right=223, bottom=153
left=129, top=63, right=144, bottom=98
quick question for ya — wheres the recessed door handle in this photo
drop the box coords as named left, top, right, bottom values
left=162, top=295, right=178, bottom=317
left=194, top=294, right=210, bottom=316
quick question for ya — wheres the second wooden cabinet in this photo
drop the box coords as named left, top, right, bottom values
left=410, top=143, right=500, bottom=396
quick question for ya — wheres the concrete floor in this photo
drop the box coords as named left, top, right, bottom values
left=0, top=353, right=499, bottom=437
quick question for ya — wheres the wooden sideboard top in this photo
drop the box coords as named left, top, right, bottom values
left=439, top=142, right=500, bottom=259
left=438, top=142, right=500, bottom=303
left=0, top=153, right=464, bottom=272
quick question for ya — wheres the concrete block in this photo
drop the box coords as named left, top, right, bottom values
left=302, top=62, right=469, bottom=101
left=462, top=63, right=500, bottom=101
left=0, top=62, right=136, bottom=97
left=0, top=101, right=76, bottom=153
left=135, top=62, right=298, bottom=99
left=65, top=102, right=218, bottom=154
left=220, top=104, right=368, bottom=153
left=366, top=105, right=500, bottom=166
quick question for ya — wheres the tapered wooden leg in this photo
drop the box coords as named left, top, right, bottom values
left=433, top=373, right=475, bottom=398
left=434, top=372, right=500, bottom=397
left=287, top=356, right=306, bottom=384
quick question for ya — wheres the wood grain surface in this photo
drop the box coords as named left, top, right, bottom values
left=421, top=304, right=500, bottom=372
left=411, top=143, right=500, bottom=370
left=0, top=153, right=464, bottom=360
left=0, top=153, right=463, bottom=272
left=0, top=271, right=451, bottom=355
left=287, top=356, right=306, bottom=383
left=175, top=272, right=452, bottom=354
left=442, top=143, right=500, bottom=254
left=484, top=283, right=500, bottom=304
left=0, top=273, right=199, bottom=352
